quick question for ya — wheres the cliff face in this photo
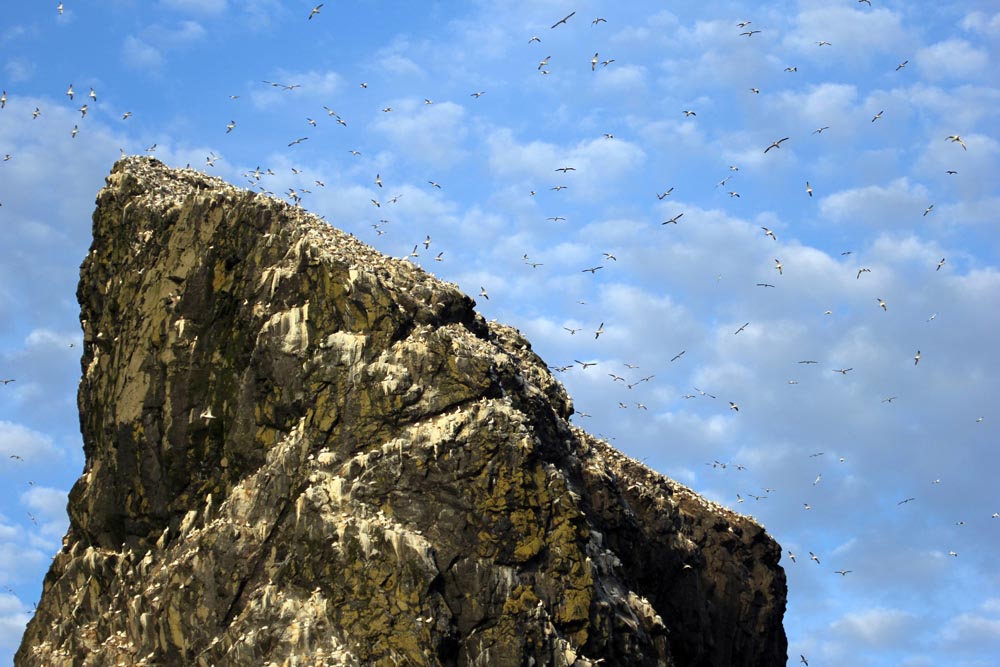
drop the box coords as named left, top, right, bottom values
left=16, top=157, right=786, bottom=667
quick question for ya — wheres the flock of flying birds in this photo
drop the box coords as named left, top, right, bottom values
left=1, top=5, right=994, bottom=662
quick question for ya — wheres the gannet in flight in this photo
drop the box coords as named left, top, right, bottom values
left=550, top=11, right=575, bottom=29
left=764, top=137, right=789, bottom=153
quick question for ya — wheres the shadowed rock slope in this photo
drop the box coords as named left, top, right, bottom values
left=17, top=157, right=786, bottom=667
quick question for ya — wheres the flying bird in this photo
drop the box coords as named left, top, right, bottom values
left=923, top=204, right=934, bottom=216
left=896, top=60, right=908, bottom=70
left=670, top=351, right=686, bottom=362
left=832, top=368, right=853, bottom=374
left=656, top=188, right=674, bottom=199
left=66, top=83, right=74, bottom=100
left=809, top=552, right=820, bottom=564
left=764, top=137, right=789, bottom=153
left=813, top=126, right=830, bottom=134
left=762, top=227, right=777, bottom=240
left=871, top=110, right=884, bottom=122
left=734, top=322, right=750, bottom=335
left=806, top=181, right=813, bottom=197
left=594, top=322, right=605, bottom=339
left=592, top=17, right=607, bottom=25
left=287, top=137, right=308, bottom=146
left=226, top=120, right=236, bottom=133
left=550, top=11, right=576, bottom=29
left=946, top=135, right=967, bottom=150
left=308, top=4, right=323, bottom=19
left=729, top=401, right=739, bottom=412
left=662, top=213, right=684, bottom=225
left=914, top=350, right=921, bottom=365
left=591, top=53, right=599, bottom=71
left=479, top=287, right=489, bottom=300
left=877, top=297, right=887, bottom=311
left=774, top=258, right=783, bottom=275
left=857, top=267, right=871, bottom=279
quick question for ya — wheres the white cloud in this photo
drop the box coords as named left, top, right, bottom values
left=486, top=130, right=646, bottom=200
left=766, top=83, right=859, bottom=135
left=371, top=100, right=469, bottom=168
left=591, top=63, right=648, bottom=94
left=784, top=6, right=907, bottom=60
left=21, top=487, right=69, bottom=521
left=940, top=607, right=1000, bottom=645
left=0, top=593, right=30, bottom=652
left=122, top=35, right=164, bottom=71
left=820, top=177, right=930, bottom=229
left=829, top=607, right=918, bottom=647
left=0, top=421, right=62, bottom=465
left=4, top=57, right=34, bottom=82
left=960, top=11, right=1000, bottom=35
left=250, top=70, right=344, bottom=110
left=915, top=40, right=989, bottom=82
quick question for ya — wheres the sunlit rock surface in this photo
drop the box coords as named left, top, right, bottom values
left=16, top=157, right=787, bottom=667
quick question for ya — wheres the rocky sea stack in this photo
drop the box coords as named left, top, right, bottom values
left=16, top=157, right=786, bottom=667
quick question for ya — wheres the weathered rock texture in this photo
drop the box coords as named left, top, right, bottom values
left=17, top=157, right=786, bottom=667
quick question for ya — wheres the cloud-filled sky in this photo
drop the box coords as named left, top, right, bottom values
left=1, top=1, right=999, bottom=664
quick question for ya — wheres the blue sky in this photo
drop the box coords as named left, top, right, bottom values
left=1, top=1, right=998, bottom=664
